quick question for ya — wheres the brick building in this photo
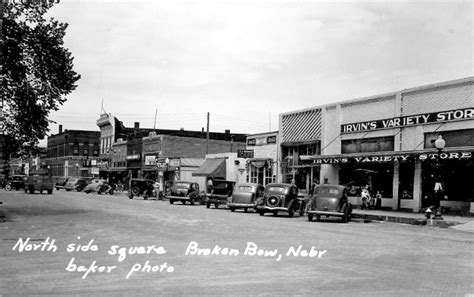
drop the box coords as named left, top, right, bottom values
left=44, top=126, right=101, bottom=178
left=279, top=77, right=474, bottom=213
left=97, top=112, right=247, bottom=189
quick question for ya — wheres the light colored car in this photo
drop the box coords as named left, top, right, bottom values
left=228, top=183, right=264, bottom=213
left=307, top=184, right=352, bottom=223
left=84, top=179, right=107, bottom=194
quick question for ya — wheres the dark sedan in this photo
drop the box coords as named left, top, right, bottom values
left=307, top=184, right=352, bottom=223
left=228, top=183, right=264, bottom=212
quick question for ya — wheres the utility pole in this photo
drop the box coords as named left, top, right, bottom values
left=206, top=112, right=210, bottom=155
left=153, top=108, right=157, bottom=130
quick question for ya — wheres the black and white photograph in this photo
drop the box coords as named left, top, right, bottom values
left=0, top=0, right=473, bottom=296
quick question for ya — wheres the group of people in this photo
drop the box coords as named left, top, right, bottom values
left=360, top=186, right=382, bottom=210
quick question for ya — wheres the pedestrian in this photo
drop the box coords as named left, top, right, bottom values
left=309, top=178, right=318, bottom=196
left=361, top=186, right=371, bottom=210
left=207, top=178, right=213, bottom=194
left=373, top=191, right=382, bottom=209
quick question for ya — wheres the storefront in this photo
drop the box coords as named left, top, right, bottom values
left=278, top=77, right=474, bottom=213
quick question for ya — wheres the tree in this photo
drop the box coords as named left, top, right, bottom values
left=1, top=2, right=80, bottom=157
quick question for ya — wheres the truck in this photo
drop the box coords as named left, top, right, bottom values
left=24, top=170, right=54, bottom=194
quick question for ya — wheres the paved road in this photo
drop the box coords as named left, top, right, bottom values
left=0, top=190, right=472, bottom=296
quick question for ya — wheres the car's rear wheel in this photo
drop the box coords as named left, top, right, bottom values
left=47, top=189, right=53, bottom=194
left=29, top=187, right=34, bottom=194
left=308, top=214, right=314, bottom=222
left=244, top=208, right=248, bottom=213
left=190, top=198, right=195, bottom=205
left=129, top=194, right=133, bottom=199
left=181, top=200, right=186, bottom=205
left=5, top=184, right=12, bottom=191
left=272, top=211, right=278, bottom=216
left=206, top=202, right=210, bottom=208
left=259, top=211, right=264, bottom=216
left=144, top=195, right=148, bottom=200
left=316, top=214, right=321, bottom=221
left=230, top=207, right=235, bottom=212
left=214, top=203, right=219, bottom=209
left=170, top=199, right=174, bottom=204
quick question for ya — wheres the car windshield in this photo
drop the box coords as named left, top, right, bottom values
left=316, top=187, right=341, bottom=196
left=174, top=182, right=190, bottom=188
left=213, top=181, right=230, bottom=189
left=237, top=185, right=253, bottom=192
left=267, top=186, right=286, bottom=194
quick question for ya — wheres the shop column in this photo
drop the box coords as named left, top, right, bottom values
left=392, top=162, right=399, bottom=210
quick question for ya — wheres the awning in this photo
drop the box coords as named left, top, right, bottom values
left=192, top=158, right=226, bottom=178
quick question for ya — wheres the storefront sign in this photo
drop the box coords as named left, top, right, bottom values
left=126, top=154, right=141, bottom=161
left=247, top=135, right=277, bottom=146
left=419, top=152, right=472, bottom=161
left=307, top=151, right=472, bottom=164
left=267, top=135, right=277, bottom=144
left=341, top=107, right=474, bottom=133
left=144, top=155, right=157, bottom=166
left=238, top=149, right=254, bottom=158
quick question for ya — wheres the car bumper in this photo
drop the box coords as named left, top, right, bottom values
left=307, top=210, right=344, bottom=217
left=228, top=203, right=255, bottom=208
left=256, top=206, right=290, bottom=212
left=167, top=196, right=192, bottom=201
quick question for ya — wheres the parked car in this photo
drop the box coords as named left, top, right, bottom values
left=307, top=184, right=352, bottom=223
left=255, top=183, right=300, bottom=217
left=57, top=177, right=88, bottom=192
left=55, top=177, right=69, bottom=190
left=24, top=170, right=54, bottom=194
left=3, top=175, right=26, bottom=191
left=228, top=183, right=264, bottom=212
left=167, top=181, right=201, bottom=205
left=128, top=178, right=156, bottom=200
left=206, top=180, right=235, bottom=209
left=84, top=179, right=107, bottom=194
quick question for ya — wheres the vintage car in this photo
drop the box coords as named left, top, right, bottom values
left=56, top=177, right=88, bottom=192
left=228, top=183, right=264, bottom=212
left=3, top=175, right=26, bottom=191
left=205, top=180, right=236, bottom=209
left=255, top=183, right=301, bottom=217
left=55, top=177, right=69, bottom=190
left=307, top=184, right=352, bottom=223
left=167, top=181, right=201, bottom=205
left=128, top=178, right=157, bottom=200
left=24, top=170, right=54, bottom=194
left=84, top=179, right=107, bottom=194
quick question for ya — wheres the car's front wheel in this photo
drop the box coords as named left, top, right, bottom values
left=5, top=184, right=12, bottom=191
left=230, top=207, right=235, bottom=212
left=170, top=199, right=174, bottom=205
left=308, top=214, right=314, bottom=222
left=206, top=202, right=210, bottom=208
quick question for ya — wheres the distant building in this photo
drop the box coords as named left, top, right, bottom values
left=96, top=113, right=247, bottom=188
left=44, top=125, right=101, bottom=178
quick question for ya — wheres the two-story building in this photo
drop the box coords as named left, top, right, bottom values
left=278, top=77, right=474, bottom=213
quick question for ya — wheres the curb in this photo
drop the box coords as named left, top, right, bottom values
left=351, top=213, right=460, bottom=228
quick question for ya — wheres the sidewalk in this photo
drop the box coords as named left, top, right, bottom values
left=351, top=208, right=474, bottom=229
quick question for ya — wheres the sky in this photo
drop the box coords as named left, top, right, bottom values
left=44, top=0, right=473, bottom=141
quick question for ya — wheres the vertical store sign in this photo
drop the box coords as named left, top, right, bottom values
left=0, top=99, right=4, bottom=135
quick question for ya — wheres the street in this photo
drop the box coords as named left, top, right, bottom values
left=0, top=190, right=472, bottom=296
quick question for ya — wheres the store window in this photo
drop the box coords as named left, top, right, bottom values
left=340, top=162, right=394, bottom=198
left=83, top=142, right=89, bottom=156
left=73, top=141, right=79, bottom=155
left=342, top=136, right=394, bottom=154
left=424, top=129, right=474, bottom=149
